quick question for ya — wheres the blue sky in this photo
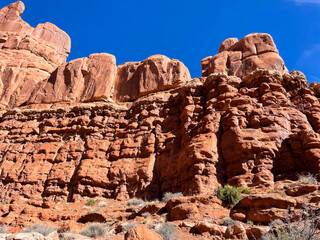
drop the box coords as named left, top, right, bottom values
left=1, top=0, right=320, bottom=83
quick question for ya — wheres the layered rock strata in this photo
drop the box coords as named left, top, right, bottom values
left=0, top=68, right=320, bottom=206
left=0, top=1, right=319, bottom=237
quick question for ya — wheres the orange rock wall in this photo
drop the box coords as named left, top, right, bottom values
left=0, top=69, right=320, bottom=206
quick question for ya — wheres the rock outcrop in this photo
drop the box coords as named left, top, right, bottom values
left=0, top=1, right=71, bottom=108
left=0, top=1, right=320, bottom=239
left=114, top=55, right=191, bottom=101
left=201, top=33, right=288, bottom=78
left=27, top=53, right=117, bottom=104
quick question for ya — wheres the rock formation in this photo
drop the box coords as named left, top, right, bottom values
left=0, top=1, right=319, bottom=239
left=114, top=55, right=191, bottom=101
left=201, top=33, right=288, bottom=78
left=0, top=1, right=71, bottom=108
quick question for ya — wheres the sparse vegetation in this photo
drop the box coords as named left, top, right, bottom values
left=162, top=192, right=183, bottom=203
left=269, top=219, right=284, bottom=227
left=98, top=201, right=107, bottom=208
left=0, top=224, right=8, bottom=233
left=238, top=186, right=252, bottom=194
left=86, top=198, right=96, bottom=206
left=222, top=217, right=236, bottom=226
left=247, top=220, right=254, bottom=225
left=261, top=205, right=320, bottom=240
left=126, top=198, right=143, bottom=206
left=119, top=222, right=139, bottom=232
left=23, top=223, right=58, bottom=236
left=141, top=212, right=151, bottom=218
left=266, top=187, right=274, bottom=193
left=215, top=185, right=242, bottom=205
left=79, top=224, right=105, bottom=238
left=297, top=173, right=318, bottom=185
left=154, top=223, right=180, bottom=240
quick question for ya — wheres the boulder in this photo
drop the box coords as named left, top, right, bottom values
left=6, top=233, right=45, bottom=240
left=124, top=225, right=163, bottom=240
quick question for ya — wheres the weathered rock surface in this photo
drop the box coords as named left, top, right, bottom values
left=27, top=53, right=117, bottom=104
left=202, top=33, right=288, bottom=78
left=0, top=1, right=71, bottom=108
left=124, top=225, right=163, bottom=240
left=6, top=232, right=44, bottom=240
left=0, top=68, right=320, bottom=207
left=114, top=55, right=191, bottom=101
left=0, top=1, right=320, bottom=239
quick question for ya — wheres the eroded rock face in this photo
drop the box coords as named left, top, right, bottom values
left=0, top=1, right=71, bottom=108
left=202, top=33, right=288, bottom=78
left=114, top=55, right=191, bottom=101
left=1, top=69, right=320, bottom=207
left=0, top=1, right=320, bottom=238
left=0, top=1, right=71, bottom=65
left=27, top=53, right=117, bottom=104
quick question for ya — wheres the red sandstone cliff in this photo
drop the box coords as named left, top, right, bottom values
left=0, top=1, right=319, bottom=240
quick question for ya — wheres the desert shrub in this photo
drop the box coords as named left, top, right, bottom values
left=126, top=198, right=143, bottom=206
left=222, top=217, right=236, bottom=226
left=162, top=192, right=183, bottom=203
left=0, top=224, right=8, bottom=233
left=23, top=223, right=58, bottom=236
left=141, top=212, right=151, bottom=218
left=269, top=219, right=284, bottom=227
left=86, top=198, right=96, bottom=206
left=215, top=185, right=241, bottom=205
left=238, top=186, right=252, bottom=194
left=297, top=173, right=318, bottom=185
left=98, top=201, right=107, bottom=208
left=261, top=205, right=320, bottom=240
left=154, top=223, right=180, bottom=240
left=247, top=220, right=254, bottom=225
left=119, top=222, right=139, bottom=232
left=79, top=224, right=105, bottom=238
left=266, top=187, right=274, bottom=193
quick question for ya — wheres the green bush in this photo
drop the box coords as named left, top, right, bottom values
left=215, top=185, right=241, bottom=205
left=86, top=198, right=96, bottom=206
left=238, top=186, right=252, bottom=194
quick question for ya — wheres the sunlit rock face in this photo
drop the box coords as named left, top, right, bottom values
left=0, top=1, right=319, bottom=236
left=201, top=33, right=288, bottom=78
